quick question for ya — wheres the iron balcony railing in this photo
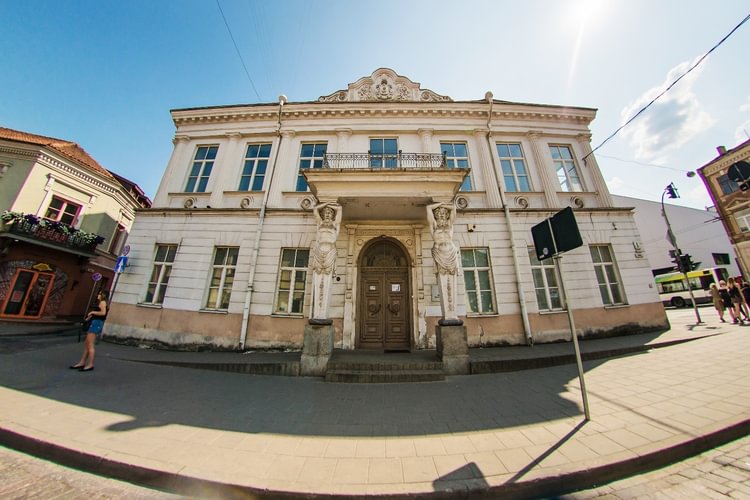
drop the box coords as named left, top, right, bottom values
left=322, top=152, right=447, bottom=170
left=1, top=218, right=103, bottom=254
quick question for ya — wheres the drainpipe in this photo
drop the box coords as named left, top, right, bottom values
left=239, top=94, right=287, bottom=350
left=483, top=92, right=533, bottom=346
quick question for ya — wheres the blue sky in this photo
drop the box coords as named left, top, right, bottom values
left=2, top=0, right=748, bottom=210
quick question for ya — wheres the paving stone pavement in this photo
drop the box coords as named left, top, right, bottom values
left=0, top=308, right=748, bottom=498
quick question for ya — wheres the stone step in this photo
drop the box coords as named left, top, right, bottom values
left=324, top=368, right=445, bottom=383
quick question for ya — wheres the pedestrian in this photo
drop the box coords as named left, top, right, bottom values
left=709, top=282, right=726, bottom=322
left=719, top=280, right=737, bottom=324
left=737, top=278, right=750, bottom=321
left=70, top=290, right=108, bottom=371
left=726, top=277, right=745, bottom=324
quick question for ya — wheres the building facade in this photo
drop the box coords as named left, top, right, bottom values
left=697, top=139, right=750, bottom=280
left=107, top=69, right=668, bottom=351
left=0, top=127, right=150, bottom=321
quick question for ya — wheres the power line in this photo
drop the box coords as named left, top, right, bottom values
left=216, top=0, right=262, bottom=102
left=584, top=12, right=750, bottom=162
left=597, top=154, right=688, bottom=173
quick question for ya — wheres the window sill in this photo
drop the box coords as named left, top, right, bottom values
left=538, top=309, right=567, bottom=315
left=271, top=313, right=306, bottom=318
left=465, top=312, right=499, bottom=318
left=199, top=308, right=229, bottom=314
left=137, top=303, right=163, bottom=309
left=603, top=303, right=630, bottom=310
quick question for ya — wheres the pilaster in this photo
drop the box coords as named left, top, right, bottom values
left=154, top=134, right=191, bottom=207
left=473, top=129, right=503, bottom=208
left=577, top=133, right=614, bottom=206
left=209, top=132, right=242, bottom=208
left=266, top=130, right=295, bottom=207
left=527, top=131, right=561, bottom=209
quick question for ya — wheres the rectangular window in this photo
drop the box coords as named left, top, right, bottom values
left=239, top=143, right=271, bottom=191
left=144, top=244, right=178, bottom=305
left=205, top=247, right=239, bottom=310
left=497, top=143, right=531, bottom=192
left=370, top=138, right=398, bottom=168
left=736, top=209, right=750, bottom=233
left=441, top=142, right=472, bottom=191
left=550, top=145, right=583, bottom=192
left=718, top=174, right=740, bottom=196
left=109, top=223, right=127, bottom=255
left=275, top=248, right=309, bottom=314
left=590, top=245, right=625, bottom=306
left=461, top=248, right=496, bottom=314
left=528, top=247, right=562, bottom=311
left=712, top=253, right=731, bottom=265
left=296, top=143, right=327, bottom=192
left=185, top=145, right=218, bottom=193
left=45, top=195, right=81, bottom=226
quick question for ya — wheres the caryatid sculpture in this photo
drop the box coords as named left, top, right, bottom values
left=310, top=201, right=342, bottom=323
left=427, top=201, right=462, bottom=325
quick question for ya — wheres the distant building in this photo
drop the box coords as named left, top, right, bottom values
left=697, top=140, right=750, bottom=280
left=612, top=195, right=740, bottom=277
left=0, top=127, right=151, bottom=321
left=107, top=68, right=667, bottom=351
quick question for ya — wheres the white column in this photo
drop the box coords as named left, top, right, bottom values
left=577, top=133, right=614, bottom=207
left=526, top=131, right=561, bottom=208
left=335, top=128, right=352, bottom=153
left=473, top=129, right=503, bottom=208
left=209, top=132, right=243, bottom=208
left=266, top=130, right=295, bottom=207
left=153, top=135, right=191, bottom=207
left=418, top=128, right=434, bottom=153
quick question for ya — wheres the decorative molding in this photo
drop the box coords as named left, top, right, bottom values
left=239, top=197, right=252, bottom=209
left=515, top=196, right=529, bottom=209
left=38, top=153, right=116, bottom=194
left=300, top=197, right=315, bottom=210
left=183, top=197, right=197, bottom=209
left=318, top=68, right=452, bottom=103
left=571, top=196, right=585, bottom=209
left=0, top=160, right=12, bottom=178
left=455, top=196, right=469, bottom=210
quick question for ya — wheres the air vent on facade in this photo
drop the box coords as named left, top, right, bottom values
left=515, top=196, right=529, bottom=209
left=183, top=197, right=196, bottom=209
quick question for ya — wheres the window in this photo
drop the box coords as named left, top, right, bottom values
left=206, top=247, right=239, bottom=310
left=441, top=142, right=472, bottom=191
left=528, top=247, right=562, bottom=311
left=275, top=248, right=309, bottom=314
left=461, top=248, right=496, bottom=314
left=239, top=143, right=271, bottom=191
left=590, top=245, right=625, bottom=306
left=45, top=196, right=81, bottom=226
left=497, top=143, right=531, bottom=192
left=185, top=146, right=218, bottom=193
left=736, top=209, right=750, bottom=233
left=296, top=143, right=327, bottom=192
left=370, top=138, right=398, bottom=168
left=718, top=174, right=740, bottom=196
left=109, top=223, right=127, bottom=255
left=144, top=244, right=177, bottom=305
left=713, top=253, right=731, bottom=265
left=550, top=145, right=583, bottom=192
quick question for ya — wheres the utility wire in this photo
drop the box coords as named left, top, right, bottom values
left=584, top=12, right=750, bottom=162
left=597, top=153, right=688, bottom=173
left=216, top=0, right=262, bottom=102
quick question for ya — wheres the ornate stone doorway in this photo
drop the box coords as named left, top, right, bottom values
left=357, top=239, right=411, bottom=351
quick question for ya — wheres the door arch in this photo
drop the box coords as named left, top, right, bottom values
left=357, top=238, right=411, bottom=350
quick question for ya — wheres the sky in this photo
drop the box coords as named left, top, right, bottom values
left=2, top=0, right=749, bottom=210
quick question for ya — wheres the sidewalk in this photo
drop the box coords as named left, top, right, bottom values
left=1, top=309, right=749, bottom=498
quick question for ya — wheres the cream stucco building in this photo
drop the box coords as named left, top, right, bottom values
left=106, top=69, right=668, bottom=351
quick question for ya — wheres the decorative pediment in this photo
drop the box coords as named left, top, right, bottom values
left=319, top=68, right=453, bottom=103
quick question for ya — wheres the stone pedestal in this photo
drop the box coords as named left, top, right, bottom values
left=300, top=322, right=334, bottom=377
left=436, top=324, right=469, bottom=375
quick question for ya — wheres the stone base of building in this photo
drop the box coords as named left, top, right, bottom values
left=436, top=324, right=469, bottom=375
left=300, top=323, right=335, bottom=377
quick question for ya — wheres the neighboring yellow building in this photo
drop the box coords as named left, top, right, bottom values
left=106, top=69, right=668, bottom=351
left=0, top=127, right=150, bottom=321
left=697, top=139, right=750, bottom=280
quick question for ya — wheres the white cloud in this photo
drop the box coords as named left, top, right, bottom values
left=621, top=58, right=715, bottom=162
left=606, top=176, right=625, bottom=192
left=735, top=96, right=750, bottom=144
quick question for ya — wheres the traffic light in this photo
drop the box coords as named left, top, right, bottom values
left=670, top=250, right=682, bottom=271
left=665, top=182, right=679, bottom=199
left=679, top=254, right=693, bottom=272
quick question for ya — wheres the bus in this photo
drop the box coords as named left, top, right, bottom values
left=654, top=267, right=730, bottom=308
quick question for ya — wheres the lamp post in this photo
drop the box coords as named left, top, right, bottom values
left=661, top=183, right=702, bottom=324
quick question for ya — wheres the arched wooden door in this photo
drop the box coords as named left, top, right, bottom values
left=357, top=239, right=411, bottom=351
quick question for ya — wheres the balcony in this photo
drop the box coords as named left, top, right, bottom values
left=1, top=212, right=104, bottom=256
left=305, top=153, right=468, bottom=220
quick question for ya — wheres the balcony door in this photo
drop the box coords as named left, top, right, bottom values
left=357, top=239, right=411, bottom=351
left=2, top=269, right=54, bottom=318
left=370, top=138, right=398, bottom=168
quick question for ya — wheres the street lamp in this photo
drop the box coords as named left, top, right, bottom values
left=661, top=182, right=702, bottom=324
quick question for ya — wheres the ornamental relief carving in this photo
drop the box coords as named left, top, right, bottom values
left=318, top=68, right=452, bottom=103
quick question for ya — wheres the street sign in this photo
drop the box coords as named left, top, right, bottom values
left=91, top=272, right=102, bottom=282
left=122, top=244, right=131, bottom=256
left=115, top=256, right=128, bottom=274
left=531, top=207, right=583, bottom=261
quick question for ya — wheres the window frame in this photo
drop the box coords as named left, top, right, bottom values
left=109, top=223, right=127, bottom=255
left=185, top=145, right=218, bottom=193
left=296, top=143, right=327, bottom=192
left=369, top=137, right=398, bottom=168
left=205, top=246, right=239, bottom=311
left=549, top=144, right=584, bottom=192
left=496, top=143, right=532, bottom=192
left=143, top=244, right=178, bottom=305
left=274, top=248, right=310, bottom=315
left=441, top=141, right=472, bottom=191
left=239, top=143, right=272, bottom=192
left=527, top=247, right=563, bottom=312
left=590, top=244, right=627, bottom=306
left=44, top=195, right=82, bottom=227
left=460, top=247, right=496, bottom=315
left=736, top=209, right=750, bottom=233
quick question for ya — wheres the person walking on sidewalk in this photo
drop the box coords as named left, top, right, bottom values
left=710, top=282, right=726, bottom=322
left=719, top=281, right=737, bottom=324
left=70, top=290, right=108, bottom=371
left=727, top=278, right=746, bottom=324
